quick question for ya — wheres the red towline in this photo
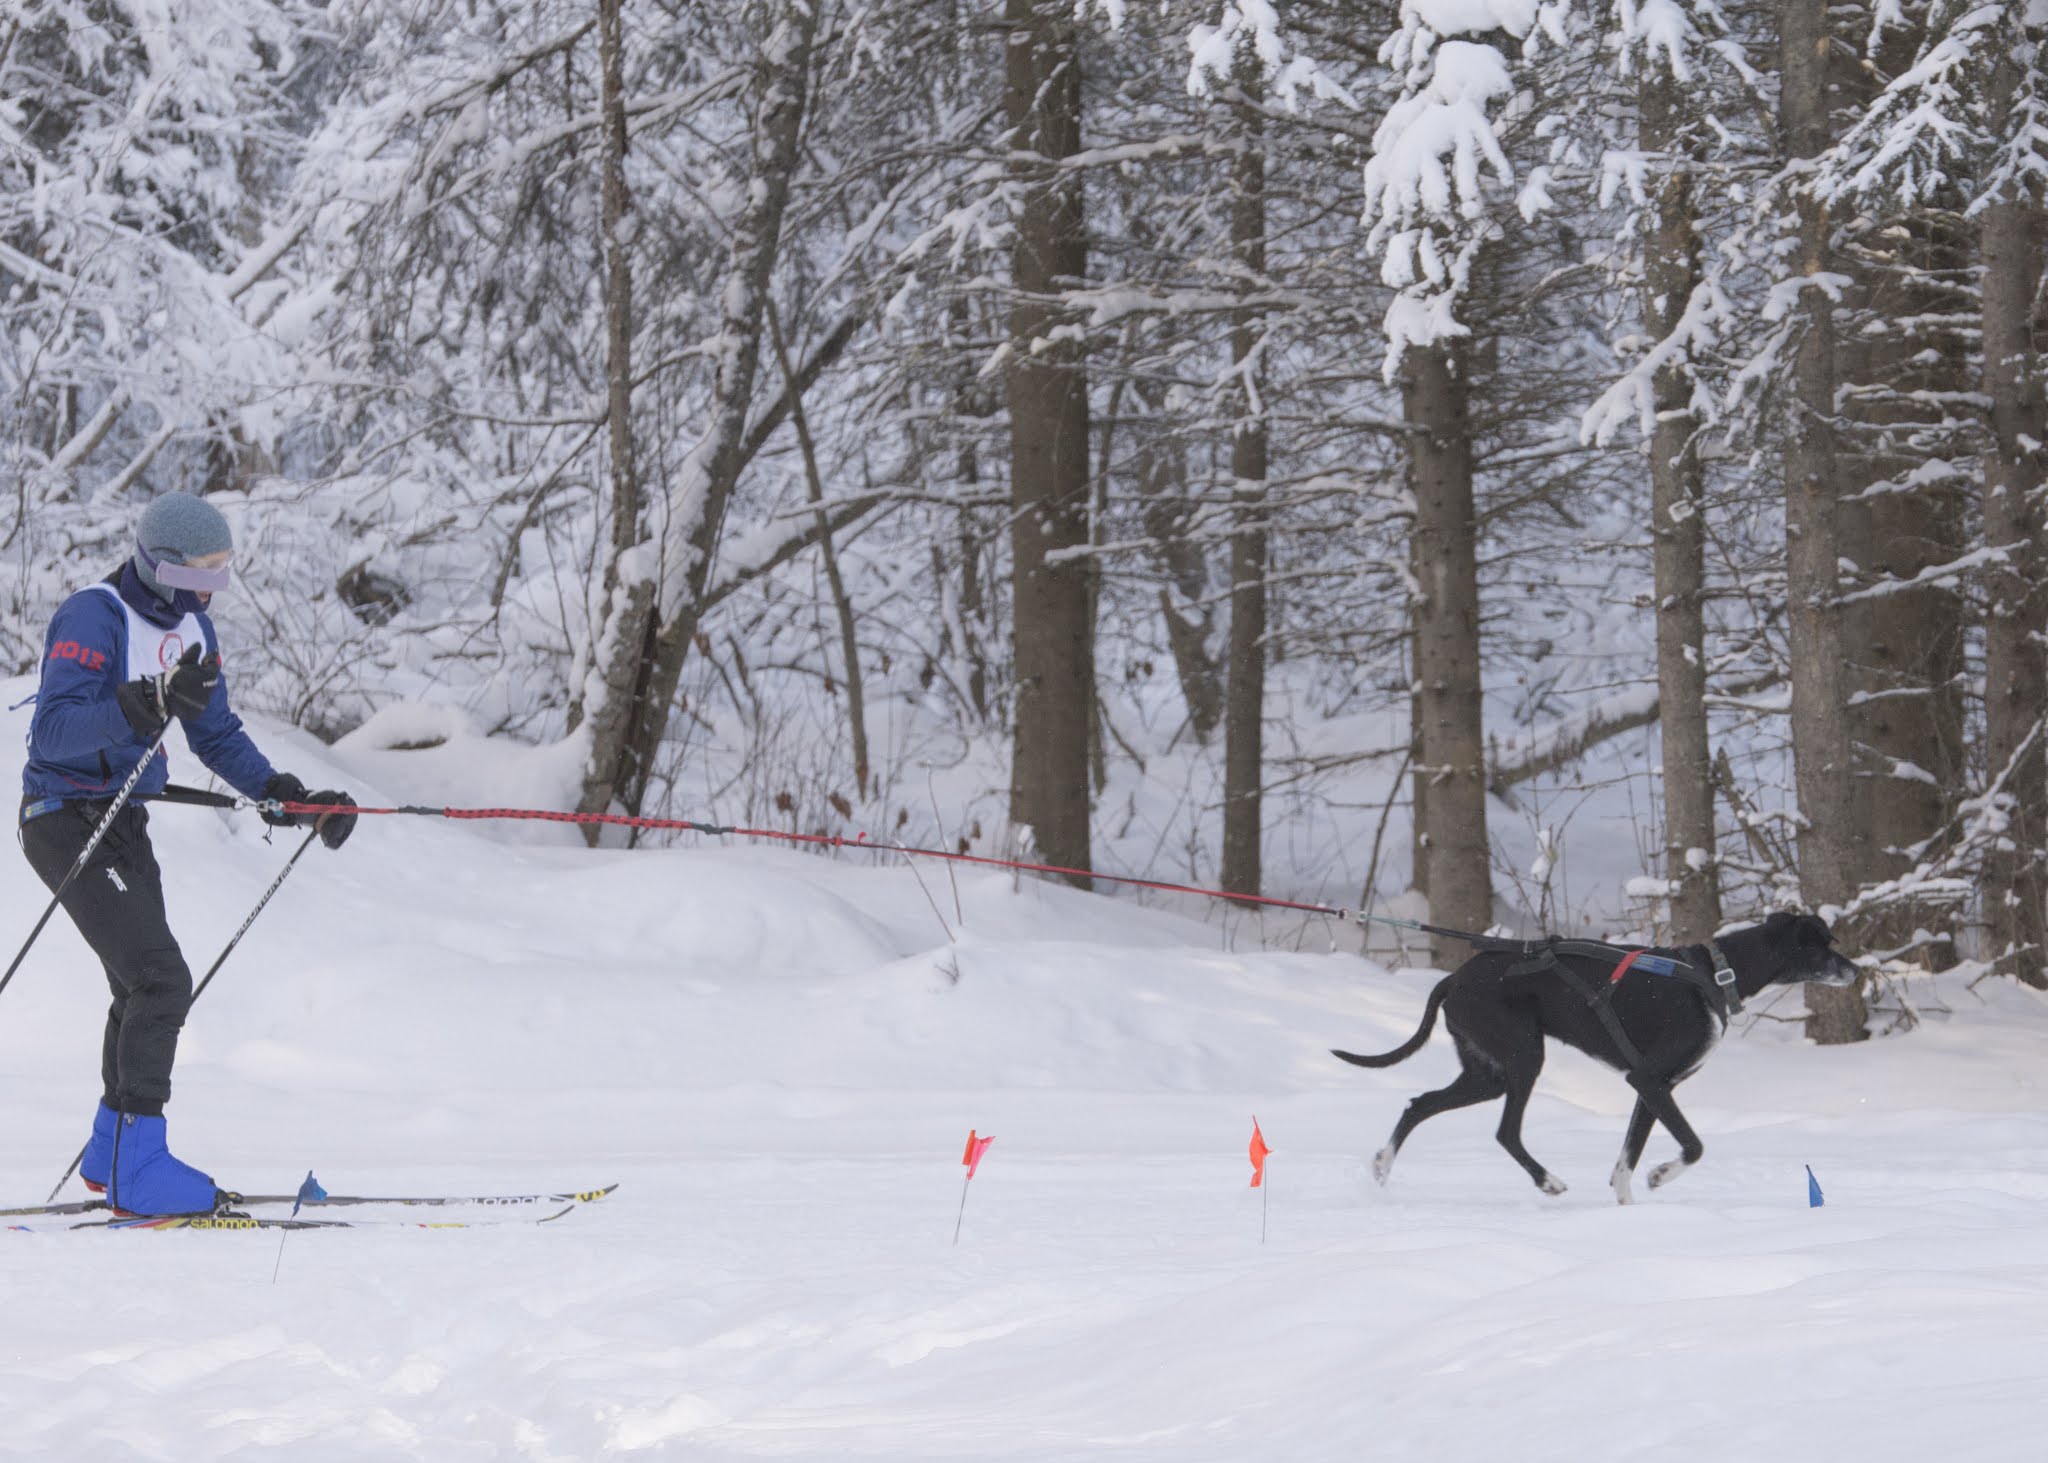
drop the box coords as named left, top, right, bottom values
left=269, top=800, right=1354, bottom=920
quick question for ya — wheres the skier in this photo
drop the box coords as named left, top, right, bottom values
left=17, top=493, right=358, bottom=1215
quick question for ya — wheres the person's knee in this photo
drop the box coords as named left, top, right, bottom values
left=133, top=953, right=195, bottom=1014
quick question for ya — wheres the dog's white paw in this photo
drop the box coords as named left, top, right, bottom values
left=1610, top=1161, right=1635, bottom=1206
left=1648, top=1158, right=1691, bottom=1190
left=1372, top=1145, right=1397, bottom=1185
left=1538, top=1172, right=1567, bottom=1197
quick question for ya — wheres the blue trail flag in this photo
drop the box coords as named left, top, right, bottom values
left=1806, top=1165, right=1824, bottom=1208
left=293, top=1171, right=327, bottom=1217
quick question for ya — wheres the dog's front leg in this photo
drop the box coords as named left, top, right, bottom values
left=1610, top=1098, right=1657, bottom=1205
left=1625, top=1075, right=1705, bottom=1190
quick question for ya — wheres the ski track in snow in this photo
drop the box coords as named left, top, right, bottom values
left=2, top=691, right=2045, bottom=1460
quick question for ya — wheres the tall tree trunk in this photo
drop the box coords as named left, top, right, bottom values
left=573, top=0, right=820, bottom=829
left=596, top=0, right=640, bottom=581
left=944, top=295, right=996, bottom=726
left=772, top=304, right=870, bottom=802
left=1004, top=0, right=1093, bottom=883
left=1845, top=244, right=1969, bottom=966
left=1131, top=383, right=1223, bottom=743
left=956, top=511, right=993, bottom=725
left=1839, top=19, right=1967, bottom=969
left=1221, top=48, right=1267, bottom=898
left=1409, top=655, right=1429, bottom=903
left=1404, top=339, right=1491, bottom=969
left=1779, top=0, right=1864, bottom=1040
left=1980, top=48, right=2048, bottom=988
left=567, top=0, right=656, bottom=838
left=1641, top=62, right=1720, bottom=945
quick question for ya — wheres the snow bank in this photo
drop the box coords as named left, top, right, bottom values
left=1, top=683, right=2045, bottom=1460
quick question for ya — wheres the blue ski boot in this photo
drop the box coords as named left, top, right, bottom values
left=107, top=1113, right=220, bottom=1216
left=79, top=1100, right=121, bottom=1194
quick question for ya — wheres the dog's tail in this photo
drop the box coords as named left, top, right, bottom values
left=1331, top=977, right=1452, bottom=1068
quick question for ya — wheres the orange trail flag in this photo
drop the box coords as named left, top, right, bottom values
left=1249, top=1119, right=1271, bottom=1188
left=954, top=1130, right=994, bottom=1245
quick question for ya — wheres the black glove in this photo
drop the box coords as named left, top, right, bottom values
left=262, top=772, right=357, bottom=850
left=114, top=678, right=167, bottom=738
left=114, top=644, right=220, bottom=738
left=303, top=789, right=358, bottom=851
left=261, top=771, right=310, bottom=829
left=162, top=644, right=221, bottom=719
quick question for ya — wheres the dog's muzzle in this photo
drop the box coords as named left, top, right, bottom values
left=1818, top=953, right=1860, bottom=987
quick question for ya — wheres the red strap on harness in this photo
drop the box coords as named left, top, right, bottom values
left=1609, top=949, right=1646, bottom=984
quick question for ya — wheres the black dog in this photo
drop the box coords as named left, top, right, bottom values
left=1333, top=912, right=1859, bottom=1203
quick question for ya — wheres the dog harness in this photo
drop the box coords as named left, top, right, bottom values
left=1487, top=935, right=1743, bottom=1075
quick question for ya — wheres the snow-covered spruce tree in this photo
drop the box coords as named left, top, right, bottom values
left=990, top=3, right=1401, bottom=901
left=1579, top=0, right=1768, bottom=946
left=1755, top=0, right=1867, bottom=1040
left=1358, top=0, right=1514, bottom=964
left=1978, top=10, right=2048, bottom=988
left=1180, top=3, right=1443, bottom=904
left=1702, top=0, right=2024, bottom=1030
left=1827, top=5, right=1972, bottom=981
left=854, top=2, right=1416, bottom=901
left=1814, top=0, right=2048, bottom=986
left=883, top=0, right=1319, bottom=889
left=1080, top=3, right=1415, bottom=901
left=1057, top=0, right=1679, bottom=932
left=1180, top=2, right=1339, bottom=897
left=1357, top=0, right=1656, bottom=963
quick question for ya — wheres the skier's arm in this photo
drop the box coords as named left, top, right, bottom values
left=31, top=595, right=141, bottom=756
left=178, top=624, right=277, bottom=801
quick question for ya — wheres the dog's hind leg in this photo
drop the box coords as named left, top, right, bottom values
left=1494, top=1054, right=1567, bottom=1196
left=1624, top=1076, right=1706, bottom=1190
left=1610, top=1099, right=1657, bottom=1205
left=1374, top=1052, right=1506, bottom=1185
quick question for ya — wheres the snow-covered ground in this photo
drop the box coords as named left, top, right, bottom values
left=3, top=688, right=2046, bottom=1461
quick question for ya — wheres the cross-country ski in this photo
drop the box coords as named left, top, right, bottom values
left=0, top=1181, right=618, bottom=1221
left=21, top=1202, right=596, bottom=1233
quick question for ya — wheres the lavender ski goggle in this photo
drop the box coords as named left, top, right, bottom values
left=140, top=544, right=234, bottom=593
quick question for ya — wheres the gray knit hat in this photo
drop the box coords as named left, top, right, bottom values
left=133, top=493, right=234, bottom=601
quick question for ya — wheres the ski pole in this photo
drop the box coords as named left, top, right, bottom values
left=1, top=723, right=174, bottom=1002
left=193, top=825, right=321, bottom=1001
left=44, top=824, right=322, bottom=1203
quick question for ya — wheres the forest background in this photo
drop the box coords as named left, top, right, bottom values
left=1, top=0, right=2043, bottom=1046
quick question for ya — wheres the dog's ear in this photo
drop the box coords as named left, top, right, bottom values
left=1762, top=910, right=1797, bottom=937
left=1795, top=913, right=1834, bottom=945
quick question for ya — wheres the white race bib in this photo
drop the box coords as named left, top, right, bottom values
left=88, top=583, right=207, bottom=681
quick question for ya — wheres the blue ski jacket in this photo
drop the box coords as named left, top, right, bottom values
left=20, top=566, right=276, bottom=812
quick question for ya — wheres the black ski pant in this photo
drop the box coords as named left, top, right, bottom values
left=18, top=800, right=193, bottom=1116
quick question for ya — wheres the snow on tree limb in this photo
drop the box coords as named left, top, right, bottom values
left=1358, top=2, right=1568, bottom=379
left=1186, top=1, right=1356, bottom=109
left=1582, top=280, right=1727, bottom=445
